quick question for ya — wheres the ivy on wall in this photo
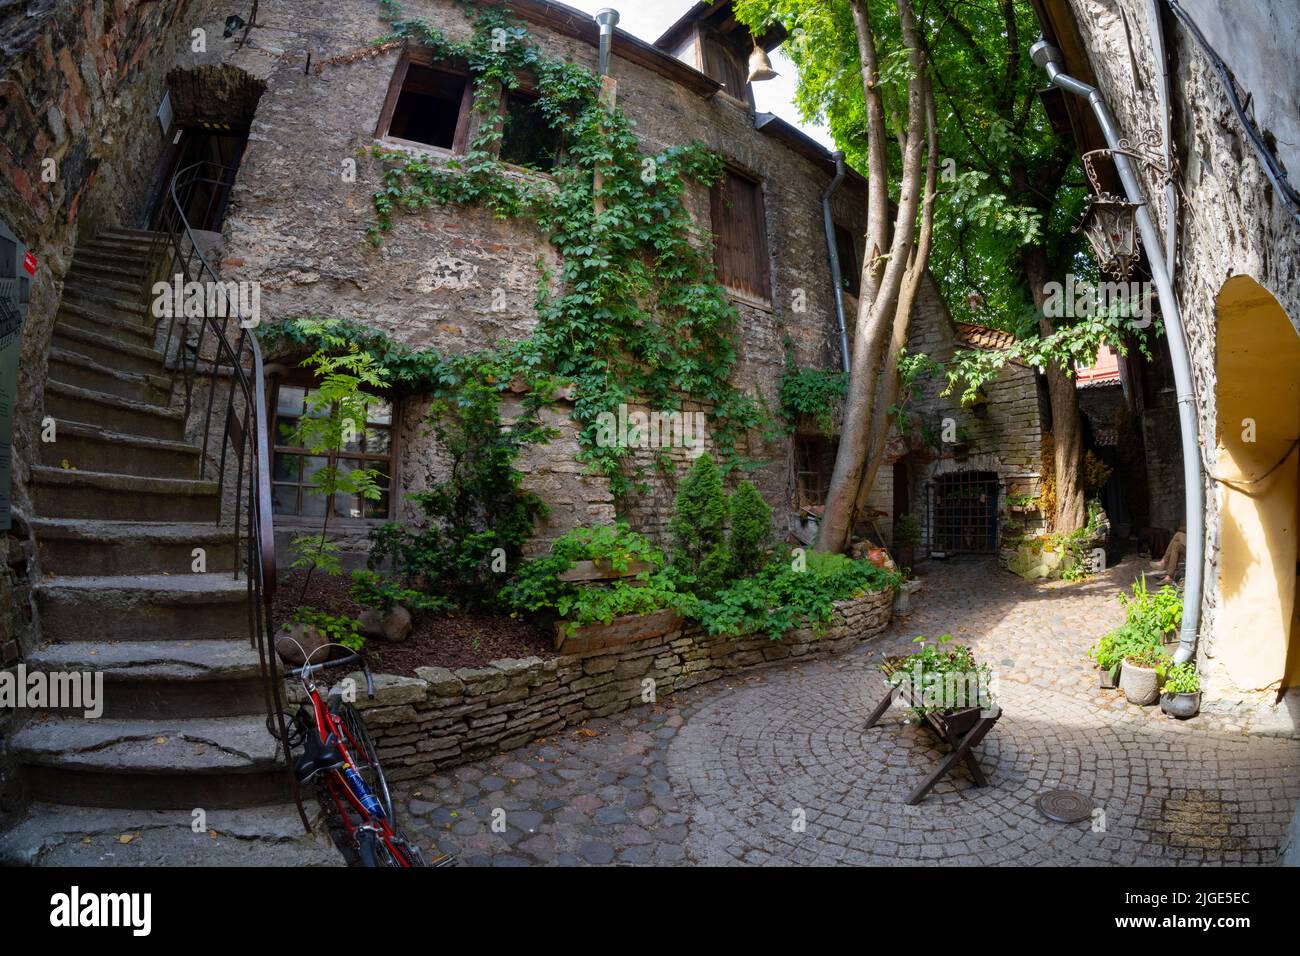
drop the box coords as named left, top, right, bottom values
left=364, top=0, right=767, bottom=498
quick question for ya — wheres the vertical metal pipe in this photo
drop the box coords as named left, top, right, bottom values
left=595, top=9, right=619, bottom=76
left=1031, top=40, right=1205, bottom=664
left=821, top=151, right=850, bottom=373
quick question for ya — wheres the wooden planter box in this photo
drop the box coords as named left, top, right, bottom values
left=556, top=559, right=655, bottom=584
left=554, top=608, right=684, bottom=654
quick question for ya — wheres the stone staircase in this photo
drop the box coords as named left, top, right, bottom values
left=0, top=228, right=339, bottom=866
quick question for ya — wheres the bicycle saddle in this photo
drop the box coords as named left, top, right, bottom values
left=294, top=731, right=346, bottom=783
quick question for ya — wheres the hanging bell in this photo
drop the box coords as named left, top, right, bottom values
left=746, top=43, right=778, bottom=83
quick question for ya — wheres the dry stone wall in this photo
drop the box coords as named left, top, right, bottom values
left=342, top=589, right=894, bottom=780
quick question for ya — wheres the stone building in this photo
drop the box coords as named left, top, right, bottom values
left=1033, top=0, right=1300, bottom=710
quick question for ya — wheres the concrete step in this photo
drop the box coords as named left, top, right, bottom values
left=38, top=419, right=200, bottom=479
left=70, top=248, right=153, bottom=275
left=51, top=322, right=165, bottom=375
left=56, top=299, right=155, bottom=347
left=31, top=465, right=218, bottom=521
left=0, top=802, right=340, bottom=866
left=63, top=272, right=142, bottom=297
left=25, top=640, right=267, bottom=718
left=10, top=714, right=293, bottom=809
left=47, top=347, right=172, bottom=405
left=61, top=282, right=143, bottom=317
left=31, top=518, right=237, bottom=576
left=100, top=227, right=165, bottom=244
left=34, top=572, right=248, bottom=642
left=44, top=379, right=185, bottom=441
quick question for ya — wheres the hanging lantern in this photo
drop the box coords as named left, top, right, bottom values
left=746, top=43, right=778, bottom=83
left=1076, top=192, right=1141, bottom=280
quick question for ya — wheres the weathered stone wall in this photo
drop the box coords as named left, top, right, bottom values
left=1, top=0, right=202, bottom=521
left=336, top=589, right=894, bottom=780
left=1064, top=0, right=1300, bottom=704
left=180, top=0, right=865, bottom=553
left=859, top=294, right=1045, bottom=548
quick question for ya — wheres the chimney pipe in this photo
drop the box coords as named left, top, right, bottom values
left=595, top=8, right=619, bottom=76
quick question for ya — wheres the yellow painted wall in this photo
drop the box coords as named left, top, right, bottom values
left=1215, top=276, right=1300, bottom=691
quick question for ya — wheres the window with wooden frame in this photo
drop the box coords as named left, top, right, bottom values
left=834, top=223, right=861, bottom=298
left=701, top=31, right=753, bottom=108
left=376, top=54, right=473, bottom=152
left=270, top=381, right=397, bottom=521
left=795, top=435, right=837, bottom=509
left=710, top=167, right=772, bottom=302
left=499, top=89, right=565, bottom=171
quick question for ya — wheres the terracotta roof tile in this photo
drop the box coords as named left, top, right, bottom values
left=954, top=323, right=1017, bottom=351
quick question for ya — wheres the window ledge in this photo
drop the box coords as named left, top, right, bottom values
left=375, top=136, right=463, bottom=162
left=726, top=289, right=774, bottom=313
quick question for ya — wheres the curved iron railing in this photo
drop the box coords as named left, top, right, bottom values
left=145, top=160, right=308, bottom=829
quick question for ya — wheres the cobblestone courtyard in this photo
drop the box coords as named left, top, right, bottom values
left=394, top=558, right=1300, bottom=866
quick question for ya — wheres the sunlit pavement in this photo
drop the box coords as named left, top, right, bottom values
left=395, top=557, right=1300, bottom=865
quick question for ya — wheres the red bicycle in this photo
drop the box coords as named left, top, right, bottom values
left=277, top=650, right=449, bottom=867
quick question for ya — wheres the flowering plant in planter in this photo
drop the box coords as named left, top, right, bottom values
left=882, top=634, right=994, bottom=721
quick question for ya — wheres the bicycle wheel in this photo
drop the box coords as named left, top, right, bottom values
left=330, top=698, right=394, bottom=822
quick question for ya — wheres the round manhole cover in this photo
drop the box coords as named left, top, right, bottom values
left=1037, top=789, right=1094, bottom=823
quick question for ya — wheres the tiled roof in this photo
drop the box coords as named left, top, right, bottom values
left=954, top=323, right=1017, bottom=351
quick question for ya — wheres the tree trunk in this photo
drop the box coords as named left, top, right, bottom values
left=1022, top=247, right=1086, bottom=532
left=817, top=0, right=932, bottom=554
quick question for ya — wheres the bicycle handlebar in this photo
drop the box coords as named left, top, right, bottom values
left=285, top=653, right=376, bottom=698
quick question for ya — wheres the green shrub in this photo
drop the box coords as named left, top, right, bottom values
left=686, top=549, right=900, bottom=639
left=499, top=523, right=683, bottom=635
left=287, top=606, right=364, bottom=652
left=668, top=453, right=729, bottom=594
left=884, top=635, right=993, bottom=720
left=349, top=570, right=448, bottom=615
left=728, top=480, right=773, bottom=577
left=367, top=373, right=550, bottom=608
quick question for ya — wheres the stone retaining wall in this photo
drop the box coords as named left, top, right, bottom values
left=346, top=589, right=894, bottom=782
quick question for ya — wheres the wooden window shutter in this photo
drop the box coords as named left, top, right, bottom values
left=711, top=168, right=771, bottom=302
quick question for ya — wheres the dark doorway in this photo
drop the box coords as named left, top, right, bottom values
left=892, top=459, right=911, bottom=520
left=928, top=471, right=999, bottom=554
left=149, top=127, right=247, bottom=232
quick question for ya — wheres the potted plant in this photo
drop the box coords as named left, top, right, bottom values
left=892, top=513, right=922, bottom=571
left=1087, top=628, right=1123, bottom=688
left=1119, top=647, right=1166, bottom=706
left=1159, top=660, right=1201, bottom=718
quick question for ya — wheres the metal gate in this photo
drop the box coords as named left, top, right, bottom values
left=927, top=471, right=1000, bottom=554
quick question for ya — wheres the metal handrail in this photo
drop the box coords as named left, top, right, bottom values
left=145, top=160, right=308, bottom=829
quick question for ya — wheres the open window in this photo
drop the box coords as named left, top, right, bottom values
left=701, top=31, right=753, bottom=108
left=710, top=167, right=772, bottom=302
left=499, top=90, right=565, bottom=171
left=834, top=224, right=860, bottom=298
left=378, top=57, right=473, bottom=152
left=270, top=381, right=396, bottom=521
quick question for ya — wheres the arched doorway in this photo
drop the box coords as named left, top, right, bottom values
left=1214, top=275, right=1300, bottom=693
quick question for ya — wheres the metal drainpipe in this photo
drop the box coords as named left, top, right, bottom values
left=1030, top=39, right=1204, bottom=664
left=595, top=9, right=619, bottom=76
left=822, top=151, right=851, bottom=373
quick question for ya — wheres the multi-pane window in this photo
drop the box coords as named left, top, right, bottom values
left=710, top=167, right=772, bottom=302
left=795, top=435, right=836, bottom=509
left=271, top=383, right=395, bottom=520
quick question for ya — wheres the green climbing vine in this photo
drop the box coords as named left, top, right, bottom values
left=365, top=0, right=765, bottom=498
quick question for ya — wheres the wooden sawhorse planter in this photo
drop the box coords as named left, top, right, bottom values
left=863, top=679, right=1001, bottom=805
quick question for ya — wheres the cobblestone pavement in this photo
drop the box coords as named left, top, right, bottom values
left=395, top=557, right=1300, bottom=866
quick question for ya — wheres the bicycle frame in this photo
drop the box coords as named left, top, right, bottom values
left=292, top=656, right=419, bottom=867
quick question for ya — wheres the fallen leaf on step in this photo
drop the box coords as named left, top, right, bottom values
left=60, top=459, right=72, bottom=469
left=82, top=837, right=92, bottom=845
left=155, top=736, right=168, bottom=745
left=117, top=833, right=136, bottom=844
left=209, top=830, right=218, bottom=840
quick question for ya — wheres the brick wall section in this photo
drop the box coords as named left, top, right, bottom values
left=341, top=589, right=893, bottom=781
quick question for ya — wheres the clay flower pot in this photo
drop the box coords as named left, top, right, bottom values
left=1119, top=657, right=1161, bottom=705
left=1160, top=691, right=1201, bottom=719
